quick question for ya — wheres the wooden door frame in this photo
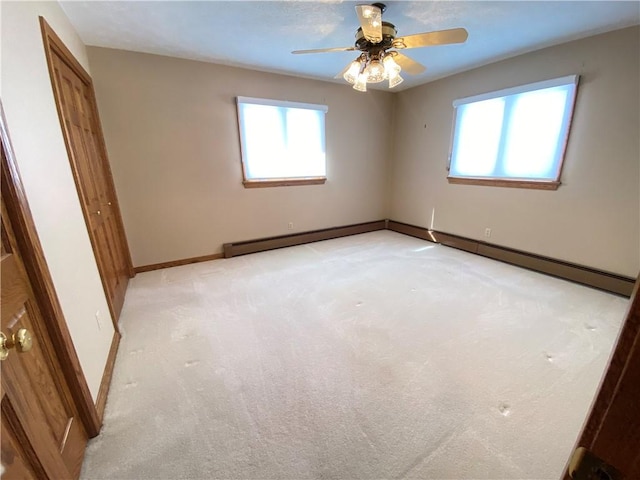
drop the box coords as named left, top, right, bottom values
left=0, top=102, right=102, bottom=438
left=39, top=17, right=134, bottom=329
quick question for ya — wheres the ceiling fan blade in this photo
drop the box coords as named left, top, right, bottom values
left=292, top=46, right=356, bottom=54
left=355, top=4, right=383, bottom=43
left=393, top=27, right=469, bottom=50
left=393, top=53, right=426, bottom=75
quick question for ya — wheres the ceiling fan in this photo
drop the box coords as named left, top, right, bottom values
left=292, top=3, right=468, bottom=91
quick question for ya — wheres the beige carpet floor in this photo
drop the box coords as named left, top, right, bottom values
left=80, top=231, right=628, bottom=480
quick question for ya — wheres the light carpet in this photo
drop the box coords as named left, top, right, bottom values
left=80, top=231, right=628, bottom=479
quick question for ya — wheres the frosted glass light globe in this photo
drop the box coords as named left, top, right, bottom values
left=343, top=60, right=362, bottom=85
left=365, top=60, right=385, bottom=83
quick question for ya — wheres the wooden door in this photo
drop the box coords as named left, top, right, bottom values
left=1, top=167, right=88, bottom=479
left=41, top=19, right=132, bottom=324
left=563, top=276, right=640, bottom=478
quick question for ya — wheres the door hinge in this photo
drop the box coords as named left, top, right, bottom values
left=568, top=446, right=622, bottom=480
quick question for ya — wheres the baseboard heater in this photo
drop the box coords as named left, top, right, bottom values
left=387, top=220, right=635, bottom=297
left=145, top=218, right=634, bottom=297
left=223, top=220, right=387, bottom=258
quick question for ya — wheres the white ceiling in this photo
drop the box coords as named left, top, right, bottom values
left=60, top=1, right=640, bottom=91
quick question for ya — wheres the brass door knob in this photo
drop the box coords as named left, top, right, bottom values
left=13, top=328, right=33, bottom=352
left=0, top=333, right=8, bottom=361
left=0, top=329, right=33, bottom=360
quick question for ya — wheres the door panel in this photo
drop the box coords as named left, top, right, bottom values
left=1, top=187, right=88, bottom=479
left=2, top=257, right=68, bottom=444
left=1, top=412, right=39, bottom=479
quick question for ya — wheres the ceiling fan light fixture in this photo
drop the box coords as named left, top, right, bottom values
left=383, top=54, right=401, bottom=76
left=388, top=72, right=404, bottom=88
left=343, top=59, right=363, bottom=84
left=384, top=54, right=403, bottom=88
left=365, top=59, right=385, bottom=83
left=353, top=73, right=368, bottom=92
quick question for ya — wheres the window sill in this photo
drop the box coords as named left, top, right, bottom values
left=447, top=176, right=561, bottom=190
left=243, top=177, right=327, bottom=189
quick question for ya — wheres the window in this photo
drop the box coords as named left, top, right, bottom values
left=236, top=97, right=328, bottom=188
left=448, top=75, right=579, bottom=190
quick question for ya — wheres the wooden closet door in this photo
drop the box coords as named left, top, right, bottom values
left=42, top=21, right=132, bottom=323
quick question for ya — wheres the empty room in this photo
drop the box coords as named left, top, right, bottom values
left=1, top=1, right=639, bottom=479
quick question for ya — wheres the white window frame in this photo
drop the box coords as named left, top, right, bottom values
left=236, top=96, right=328, bottom=188
left=447, top=75, right=580, bottom=190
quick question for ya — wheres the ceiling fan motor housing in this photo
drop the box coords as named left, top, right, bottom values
left=355, top=21, right=397, bottom=54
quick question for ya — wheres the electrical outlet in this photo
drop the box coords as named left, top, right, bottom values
left=288, top=222, right=294, bottom=230
left=95, top=310, right=102, bottom=331
left=484, top=228, right=492, bottom=238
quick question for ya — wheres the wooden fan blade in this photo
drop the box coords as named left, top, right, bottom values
left=292, top=46, right=356, bottom=54
left=393, top=27, right=468, bottom=50
left=393, top=53, right=426, bottom=75
left=355, top=4, right=383, bottom=43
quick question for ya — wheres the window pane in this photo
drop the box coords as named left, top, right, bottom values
left=451, top=98, right=504, bottom=177
left=502, top=86, right=569, bottom=178
left=285, top=108, right=326, bottom=177
left=241, top=104, right=285, bottom=178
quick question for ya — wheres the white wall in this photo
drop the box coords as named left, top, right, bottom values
left=390, top=26, right=640, bottom=278
left=1, top=1, right=114, bottom=401
left=87, top=47, right=394, bottom=268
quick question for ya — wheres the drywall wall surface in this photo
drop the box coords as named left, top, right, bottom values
left=390, top=26, right=640, bottom=278
left=87, top=47, right=394, bottom=267
left=1, top=1, right=114, bottom=400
